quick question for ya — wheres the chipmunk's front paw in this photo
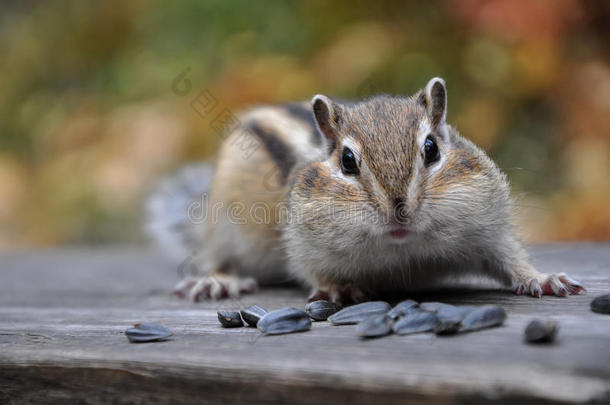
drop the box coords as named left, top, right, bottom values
left=514, top=273, right=585, bottom=298
left=173, top=274, right=257, bottom=301
left=308, top=283, right=368, bottom=306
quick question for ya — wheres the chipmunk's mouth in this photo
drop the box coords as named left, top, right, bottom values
left=387, top=228, right=409, bottom=239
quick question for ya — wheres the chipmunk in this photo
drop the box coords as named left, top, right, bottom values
left=147, top=77, right=585, bottom=304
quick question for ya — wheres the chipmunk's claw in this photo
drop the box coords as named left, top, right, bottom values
left=540, top=273, right=585, bottom=296
left=173, top=274, right=257, bottom=301
left=310, top=284, right=369, bottom=306
left=308, top=289, right=330, bottom=302
left=514, top=273, right=585, bottom=298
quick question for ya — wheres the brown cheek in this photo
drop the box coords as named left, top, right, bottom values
left=426, top=151, right=479, bottom=194
left=329, top=181, right=362, bottom=202
left=297, top=161, right=370, bottom=213
left=427, top=172, right=452, bottom=195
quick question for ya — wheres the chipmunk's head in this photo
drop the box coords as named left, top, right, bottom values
left=299, top=77, right=474, bottom=244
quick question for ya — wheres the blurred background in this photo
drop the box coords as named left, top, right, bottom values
left=1, top=0, right=609, bottom=249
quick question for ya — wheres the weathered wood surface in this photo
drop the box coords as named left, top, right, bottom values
left=0, top=244, right=609, bottom=404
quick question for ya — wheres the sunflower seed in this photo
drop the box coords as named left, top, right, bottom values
left=240, top=305, right=269, bottom=327
left=305, top=300, right=342, bottom=321
left=328, top=301, right=392, bottom=325
left=388, top=299, right=419, bottom=320
left=590, top=294, right=610, bottom=314
left=460, top=305, right=506, bottom=332
left=393, top=311, right=439, bottom=335
left=125, top=323, right=173, bottom=343
left=217, top=311, right=244, bottom=328
left=524, top=318, right=558, bottom=343
left=434, top=305, right=476, bottom=335
left=257, top=307, right=312, bottom=335
left=356, top=314, right=393, bottom=338
left=420, top=302, right=455, bottom=313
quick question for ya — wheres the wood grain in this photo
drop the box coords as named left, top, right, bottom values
left=0, top=244, right=609, bottom=404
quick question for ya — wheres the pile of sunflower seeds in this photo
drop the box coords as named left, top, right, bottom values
left=125, top=293, right=608, bottom=343
left=218, top=305, right=312, bottom=335
left=217, top=299, right=507, bottom=338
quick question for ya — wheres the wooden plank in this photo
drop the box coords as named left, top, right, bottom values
left=0, top=244, right=609, bottom=404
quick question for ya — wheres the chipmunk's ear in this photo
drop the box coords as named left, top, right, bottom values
left=419, top=77, right=447, bottom=127
left=312, top=94, right=343, bottom=141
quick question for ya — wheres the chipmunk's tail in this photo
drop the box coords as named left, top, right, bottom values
left=145, top=163, right=214, bottom=262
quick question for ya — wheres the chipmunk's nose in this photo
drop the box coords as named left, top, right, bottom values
left=393, top=198, right=409, bottom=225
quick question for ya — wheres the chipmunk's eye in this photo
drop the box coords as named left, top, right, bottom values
left=341, top=147, right=359, bottom=175
left=424, top=135, right=440, bottom=166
